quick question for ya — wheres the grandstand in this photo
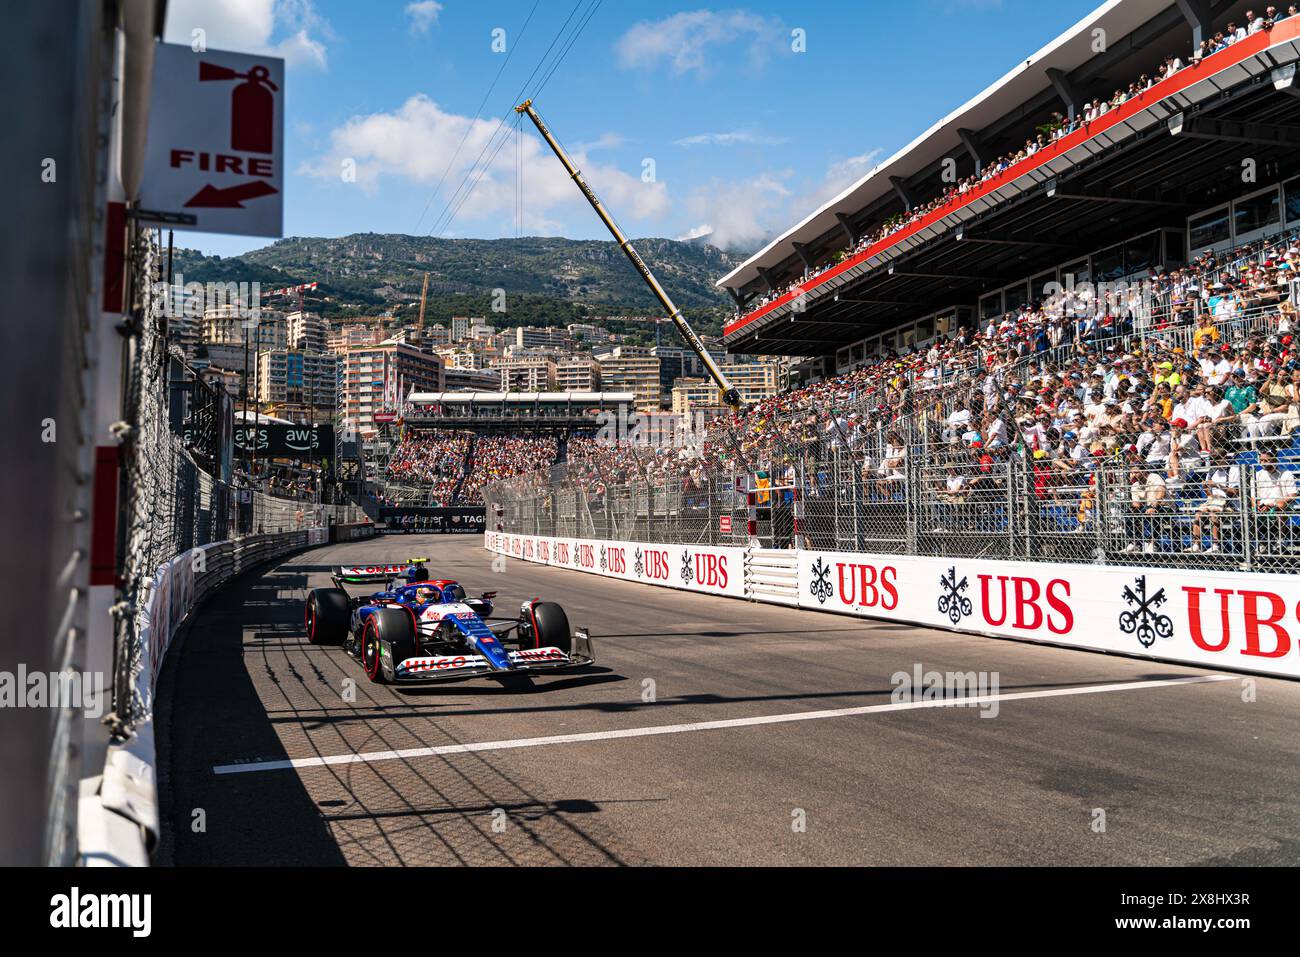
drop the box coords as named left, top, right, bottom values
left=719, top=2, right=1300, bottom=364
left=369, top=391, right=637, bottom=507
left=488, top=2, right=1300, bottom=575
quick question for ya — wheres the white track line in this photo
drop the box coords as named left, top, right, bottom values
left=213, top=674, right=1234, bottom=775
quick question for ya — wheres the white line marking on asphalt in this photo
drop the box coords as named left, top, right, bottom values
left=212, top=674, right=1234, bottom=775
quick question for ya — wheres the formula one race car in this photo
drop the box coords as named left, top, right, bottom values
left=302, top=558, right=593, bottom=685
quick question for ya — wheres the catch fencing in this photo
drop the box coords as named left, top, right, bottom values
left=487, top=304, right=1299, bottom=578
left=78, top=227, right=367, bottom=866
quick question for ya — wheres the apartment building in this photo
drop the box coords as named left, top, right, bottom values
left=555, top=356, right=601, bottom=392
left=286, top=310, right=328, bottom=353
left=493, top=355, right=556, bottom=392
left=203, top=305, right=286, bottom=349
left=342, top=341, right=444, bottom=435
left=594, top=346, right=661, bottom=410
left=257, top=349, right=339, bottom=423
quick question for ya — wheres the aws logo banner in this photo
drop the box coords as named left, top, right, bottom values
left=797, top=550, right=1300, bottom=679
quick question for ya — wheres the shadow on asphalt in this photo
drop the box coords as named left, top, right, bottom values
left=157, top=567, right=347, bottom=866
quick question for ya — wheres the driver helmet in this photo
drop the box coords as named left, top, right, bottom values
left=415, top=586, right=439, bottom=604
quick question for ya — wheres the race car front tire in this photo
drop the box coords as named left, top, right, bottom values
left=527, top=601, right=572, bottom=655
left=306, top=588, right=350, bottom=645
left=362, top=607, right=418, bottom=683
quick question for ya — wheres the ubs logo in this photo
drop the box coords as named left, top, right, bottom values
left=808, top=556, right=833, bottom=605
left=938, top=566, right=972, bottom=624
left=1119, top=575, right=1172, bottom=648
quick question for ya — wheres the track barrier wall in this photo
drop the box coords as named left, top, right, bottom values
left=485, top=531, right=1300, bottom=681
left=79, top=525, right=375, bottom=866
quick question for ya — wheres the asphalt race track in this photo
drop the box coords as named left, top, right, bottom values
left=157, top=534, right=1300, bottom=866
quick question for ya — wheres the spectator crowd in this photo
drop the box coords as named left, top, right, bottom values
left=498, top=228, right=1300, bottom=564
left=737, top=8, right=1298, bottom=320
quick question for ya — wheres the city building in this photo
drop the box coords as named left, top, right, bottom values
left=555, top=356, right=601, bottom=392
left=670, top=360, right=780, bottom=416
left=493, top=355, right=556, bottom=392
left=341, top=341, right=444, bottom=435
left=594, top=346, right=661, bottom=410
left=443, top=366, right=503, bottom=391
left=286, top=311, right=328, bottom=353
left=203, top=305, right=285, bottom=350
left=327, top=323, right=380, bottom=354
left=513, top=325, right=572, bottom=351
left=256, top=349, right=339, bottom=423
left=567, top=322, right=607, bottom=341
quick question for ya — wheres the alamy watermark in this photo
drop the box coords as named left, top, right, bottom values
left=149, top=272, right=263, bottom=325
left=0, top=666, right=104, bottom=718
left=891, top=663, right=1001, bottom=718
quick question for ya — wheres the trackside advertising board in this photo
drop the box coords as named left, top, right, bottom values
left=486, top=532, right=744, bottom=599
left=795, top=550, right=1300, bottom=679
left=380, top=506, right=485, bottom=534
left=485, top=533, right=1300, bottom=679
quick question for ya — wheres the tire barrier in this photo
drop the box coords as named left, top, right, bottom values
left=485, top=531, right=1300, bottom=681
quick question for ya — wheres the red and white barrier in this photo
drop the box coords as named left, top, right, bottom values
left=487, top=531, right=745, bottom=599
left=485, top=532, right=1300, bottom=679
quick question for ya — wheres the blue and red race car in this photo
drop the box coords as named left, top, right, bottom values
left=303, top=558, right=592, bottom=685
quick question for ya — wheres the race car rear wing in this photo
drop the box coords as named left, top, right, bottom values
left=333, top=563, right=417, bottom=585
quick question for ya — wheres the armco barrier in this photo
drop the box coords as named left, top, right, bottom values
left=485, top=532, right=1300, bottom=681
left=79, top=525, right=367, bottom=866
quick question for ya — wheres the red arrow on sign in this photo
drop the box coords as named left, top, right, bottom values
left=183, top=180, right=279, bottom=208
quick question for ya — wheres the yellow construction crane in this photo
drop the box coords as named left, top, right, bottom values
left=515, top=99, right=742, bottom=411
left=416, top=271, right=429, bottom=331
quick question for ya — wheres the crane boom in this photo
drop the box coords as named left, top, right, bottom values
left=515, top=99, right=742, bottom=411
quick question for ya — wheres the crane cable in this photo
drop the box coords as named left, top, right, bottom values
left=430, top=0, right=602, bottom=239
left=411, top=0, right=542, bottom=234
left=426, top=0, right=587, bottom=239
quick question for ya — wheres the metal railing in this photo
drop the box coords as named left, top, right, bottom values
left=490, top=431, right=1299, bottom=574
left=488, top=292, right=1300, bottom=576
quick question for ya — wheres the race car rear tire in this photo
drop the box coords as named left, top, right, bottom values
left=362, top=607, right=418, bottom=683
left=528, top=601, right=572, bottom=655
left=306, top=588, right=350, bottom=645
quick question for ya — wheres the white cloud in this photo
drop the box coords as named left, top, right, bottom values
left=300, top=95, right=668, bottom=235
left=405, top=1, right=443, bottom=36
left=163, top=0, right=330, bottom=69
left=615, top=9, right=781, bottom=77
left=679, top=147, right=885, bottom=251
left=675, top=130, right=789, bottom=148
left=682, top=173, right=791, bottom=251
left=576, top=133, right=627, bottom=153
left=677, top=224, right=715, bottom=242
left=801, top=147, right=885, bottom=208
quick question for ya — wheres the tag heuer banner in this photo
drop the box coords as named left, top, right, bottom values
left=378, top=507, right=486, bottom=534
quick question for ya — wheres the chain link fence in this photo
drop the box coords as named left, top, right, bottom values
left=488, top=305, right=1300, bottom=577
left=110, top=229, right=364, bottom=730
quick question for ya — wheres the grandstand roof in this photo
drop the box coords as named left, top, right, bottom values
left=407, top=391, right=636, bottom=404
left=716, top=0, right=1178, bottom=292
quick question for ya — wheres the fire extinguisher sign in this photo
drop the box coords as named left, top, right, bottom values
left=139, top=43, right=284, bottom=238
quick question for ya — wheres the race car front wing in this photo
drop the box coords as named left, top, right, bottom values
left=392, top=630, right=594, bottom=682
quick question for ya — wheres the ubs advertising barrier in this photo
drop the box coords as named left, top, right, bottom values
left=486, top=532, right=746, bottom=599
left=485, top=532, right=1300, bottom=679
left=380, top=506, right=486, bottom=534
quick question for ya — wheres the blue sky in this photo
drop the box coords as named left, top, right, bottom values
left=163, top=0, right=1100, bottom=258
